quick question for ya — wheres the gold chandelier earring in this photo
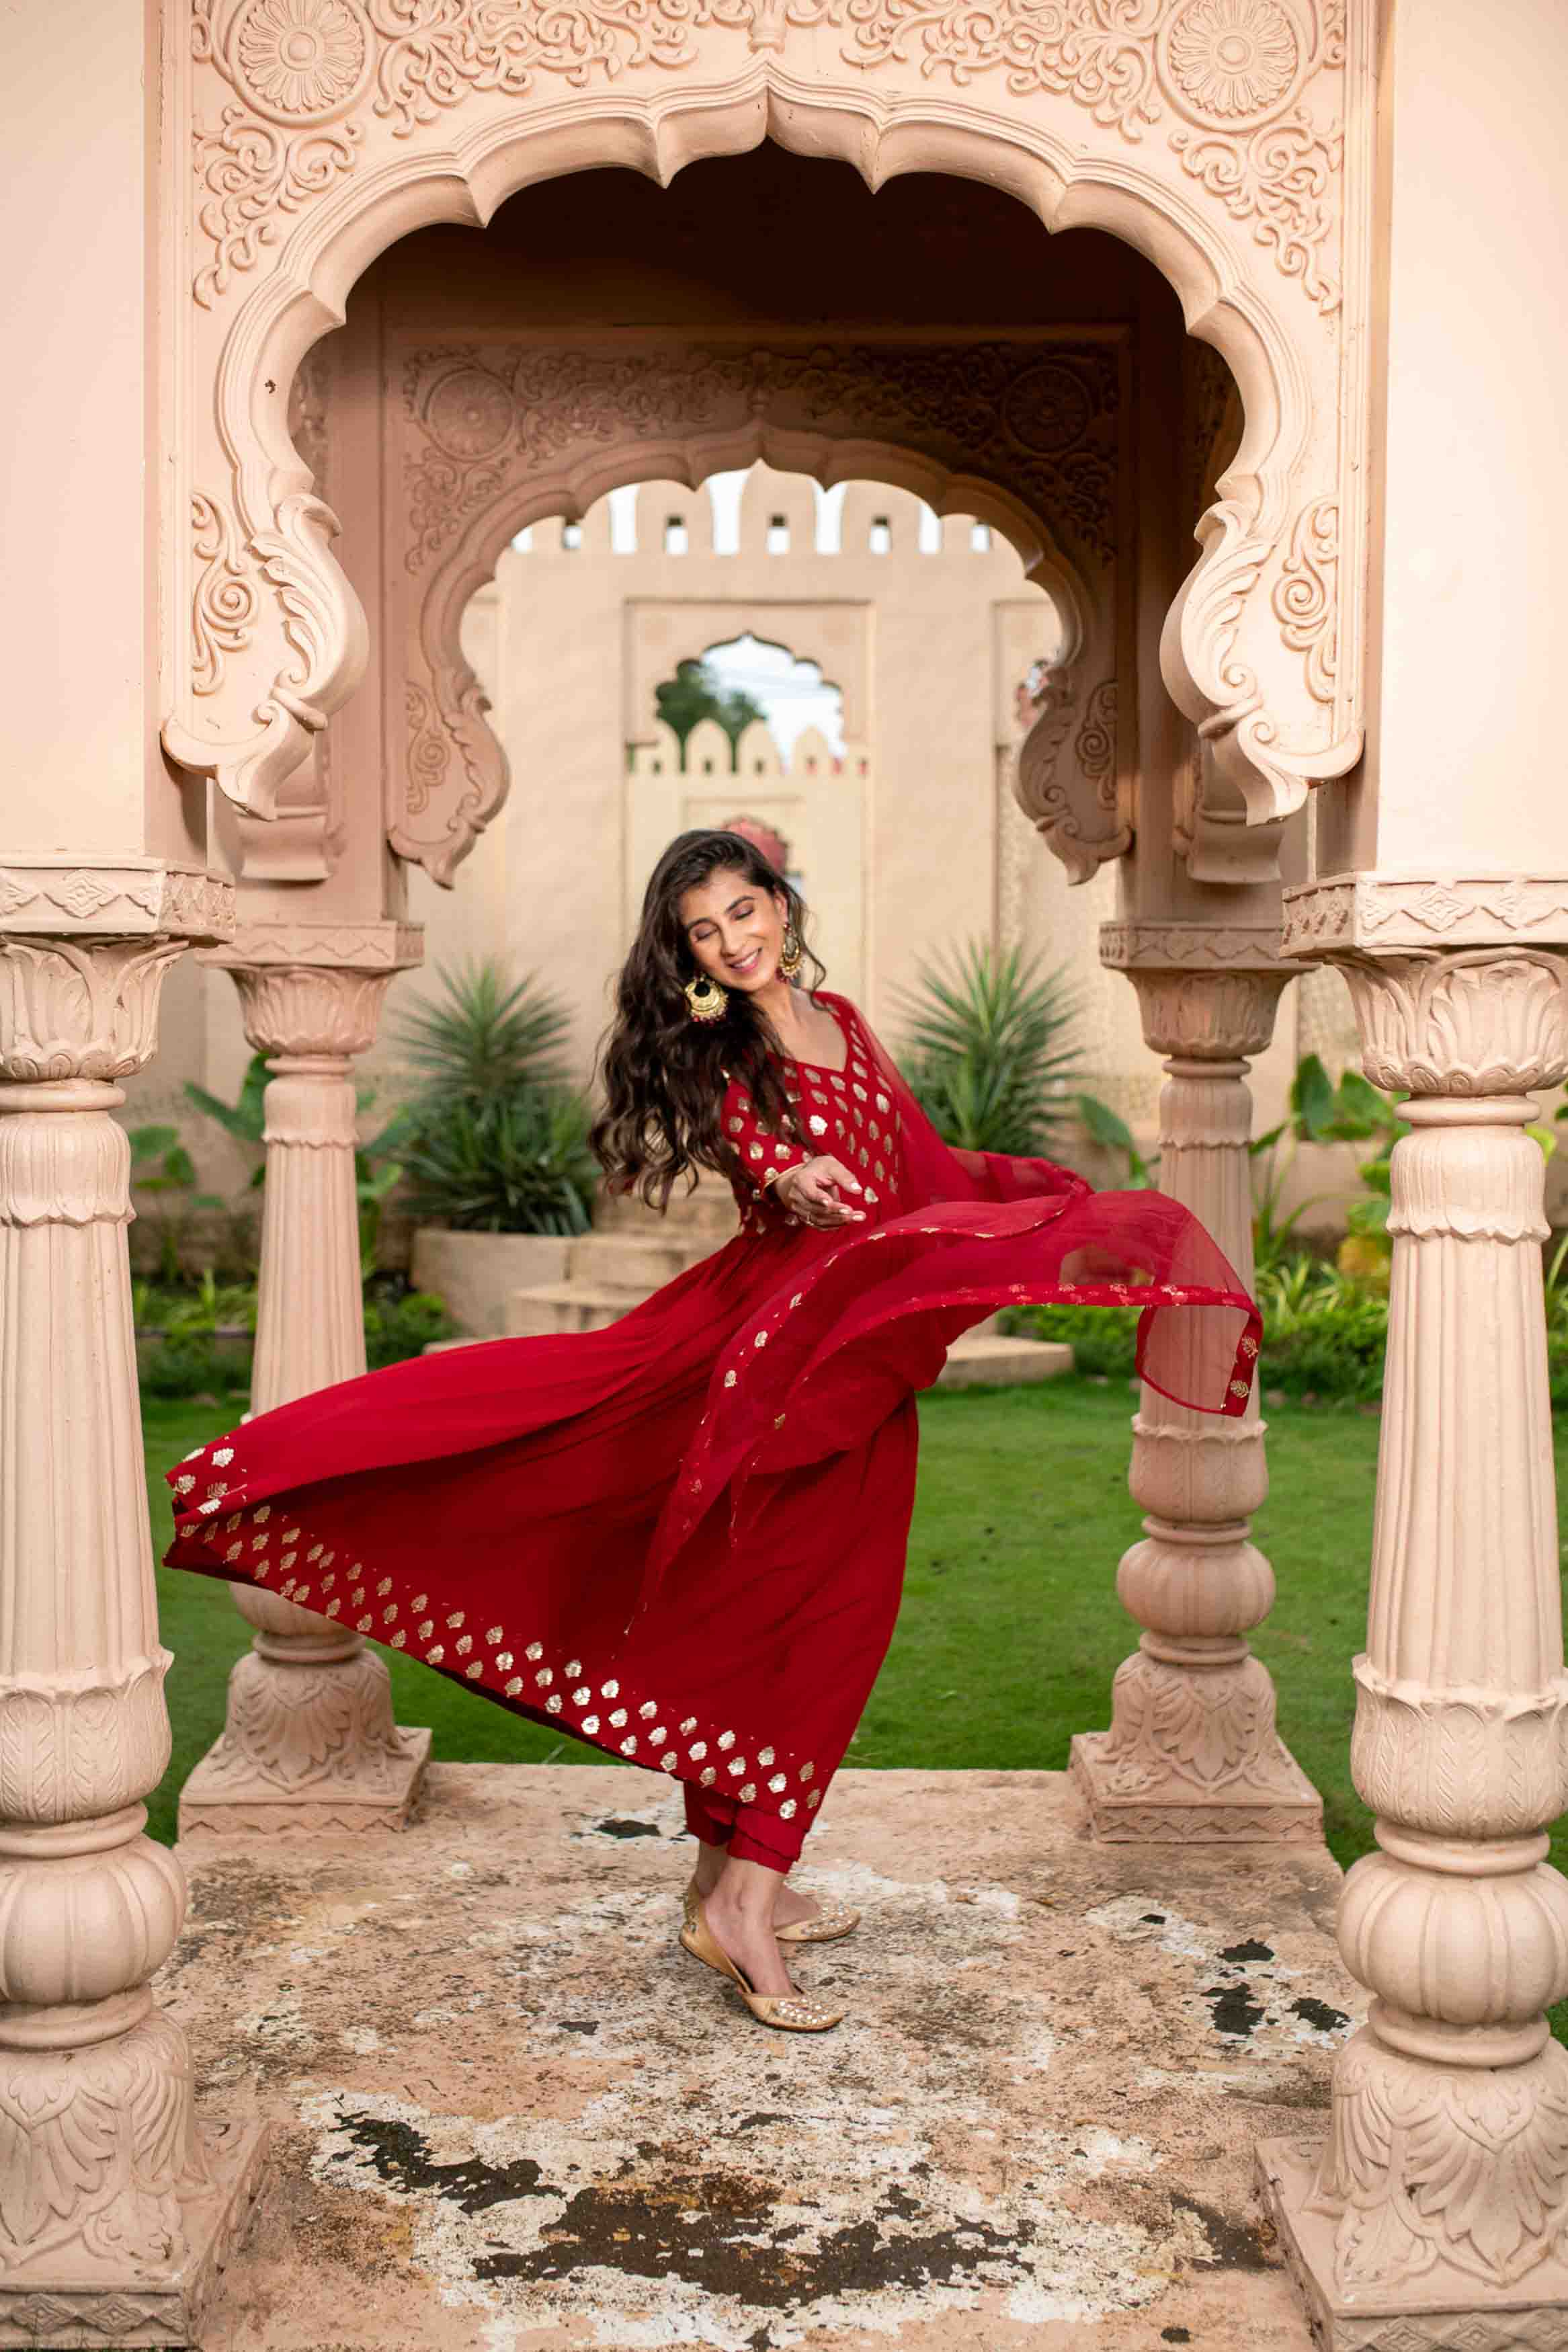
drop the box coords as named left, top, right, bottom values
left=778, top=924, right=804, bottom=980
left=684, top=971, right=729, bottom=1024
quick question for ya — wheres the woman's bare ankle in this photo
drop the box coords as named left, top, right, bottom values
left=691, top=1838, right=725, bottom=1897
left=704, top=1857, right=794, bottom=1996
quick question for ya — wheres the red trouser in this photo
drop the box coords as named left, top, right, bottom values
left=683, top=1780, right=804, bottom=1873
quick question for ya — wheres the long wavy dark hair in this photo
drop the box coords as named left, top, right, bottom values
left=591, top=829, right=827, bottom=1209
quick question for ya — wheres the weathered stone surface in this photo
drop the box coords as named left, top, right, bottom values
left=161, top=1763, right=1358, bottom=2349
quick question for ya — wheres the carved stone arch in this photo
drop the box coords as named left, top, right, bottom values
left=164, top=11, right=1373, bottom=854
left=389, top=374, right=1108, bottom=884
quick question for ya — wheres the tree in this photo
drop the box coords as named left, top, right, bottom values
left=655, top=658, right=767, bottom=765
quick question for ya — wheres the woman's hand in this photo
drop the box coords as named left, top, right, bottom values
left=773, top=1155, right=866, bottom=1229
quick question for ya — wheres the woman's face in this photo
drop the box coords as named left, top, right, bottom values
left=678, top=866, right=789, bottom=995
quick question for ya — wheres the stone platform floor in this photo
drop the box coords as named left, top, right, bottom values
left=162, top=1765, right=1361, bottom=2351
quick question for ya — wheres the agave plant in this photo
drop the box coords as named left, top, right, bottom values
left=390, top=959, right=571, bottom=1109
left=397, top=1089, right=598, bottom=1235
left=893, top=940, right=1083, bottom=1156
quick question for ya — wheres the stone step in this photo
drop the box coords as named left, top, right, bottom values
left=934, top=1334, right=1073, bottom=1389
left=594, top=1180, right=738, bottom=1240
left=567, top=1231, right=716, bottom=1290
left=505, top=1282, right=645, bottom=1337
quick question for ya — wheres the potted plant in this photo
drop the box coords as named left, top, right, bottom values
left=396, top=960, right=599, bottom=1335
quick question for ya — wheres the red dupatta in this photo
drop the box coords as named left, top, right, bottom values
left=635, top=993, right=1260, bottom=1609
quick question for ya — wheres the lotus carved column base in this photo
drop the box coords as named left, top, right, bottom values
left=1260, top=2027, right=1568, bottom=2352
left=0, top=2015, right=269, bottom=2352
left=1070, top=1639, right=1321, bottom=1843
left=178, top=1638, right=429, bottom=1840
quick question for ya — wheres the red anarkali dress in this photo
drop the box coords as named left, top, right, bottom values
left=165, top=991, right=1259, bottom=1871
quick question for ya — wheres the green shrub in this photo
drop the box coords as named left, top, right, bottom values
left=1255, top=1258, right=1388, bottom=1401
left=364, top=1287, right=455, bottom=1368
left=138, top=1333, right=251, bottom=1399
left=893, top=940, right=1083, bottom=1156
left=1005, top=1252, right=1391, bottom=1401
left=399, top=1090, right=597, bottom=1235
left=1001, top=1300, right=1141, bottom=1379
left=390, top=960, right=571, bottom=1107
left=388, top=958, right=597, bottom=1240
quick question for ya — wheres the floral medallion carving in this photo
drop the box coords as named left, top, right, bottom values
left=1159, top=0, right=1304, bottom=128
left=424, top=365, right=517, bottom=460
left=233, top=0, right=372, bottom=122
left=1000, top=359, right=1094, bottom=454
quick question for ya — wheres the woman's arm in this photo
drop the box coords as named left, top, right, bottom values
left=720, top=1073, right=815, bottom=1198
left=720, top=1072, right=865, bottom=1227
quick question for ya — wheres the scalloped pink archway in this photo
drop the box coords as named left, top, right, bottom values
left=165, top=70, right=1362, bottom=836
left=399, top=415, right=1102, bottom=884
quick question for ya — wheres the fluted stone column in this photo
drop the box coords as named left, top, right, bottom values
left=0, top=903, right=267, bottom=2345
left=1071, top=924, right=1321, bottom=1840
left=179, top=948, right=429, bottom=1837
left=1262, top=883, right=1568, bottom=2347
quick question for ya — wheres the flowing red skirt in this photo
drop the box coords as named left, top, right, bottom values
left=165, top=1016, right=1259, bottom=1870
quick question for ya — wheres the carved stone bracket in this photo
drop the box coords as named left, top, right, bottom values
left=1017, top=674, right=1128, bottom=885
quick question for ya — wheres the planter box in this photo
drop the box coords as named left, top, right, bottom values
left=409, top=1228, right=572, bottom=1336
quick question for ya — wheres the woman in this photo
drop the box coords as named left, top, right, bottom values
left=166, top=830, right=1260, bottom=2034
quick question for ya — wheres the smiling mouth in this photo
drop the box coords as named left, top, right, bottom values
left=727, top=946, right=763, bottom=976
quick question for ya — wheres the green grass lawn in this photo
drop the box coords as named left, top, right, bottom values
left=142, top=1381, right=1568, bottom=1912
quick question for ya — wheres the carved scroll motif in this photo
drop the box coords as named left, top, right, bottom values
left=191, top=493, right=260, bottom=696
left=1272, top=493, right=1337, bottom=701
left=1017, top=674, right=1128, bottom=886
left=189, top=0, right=1350, bottom=316
left=402, top=341, right=1122, bottom=573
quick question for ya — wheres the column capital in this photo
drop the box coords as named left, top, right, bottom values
left=201, top=921, right=423, bottom=1060
left=218, top=963, right=400, bottom=1063
left=0, top=935, right=188, bottom=1090
left=1333, top=947, right=1568, bottom=1098
left=1283, top=872, right=1568, bottom=960
left=1099, top=919, right=1302, bottom=1063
